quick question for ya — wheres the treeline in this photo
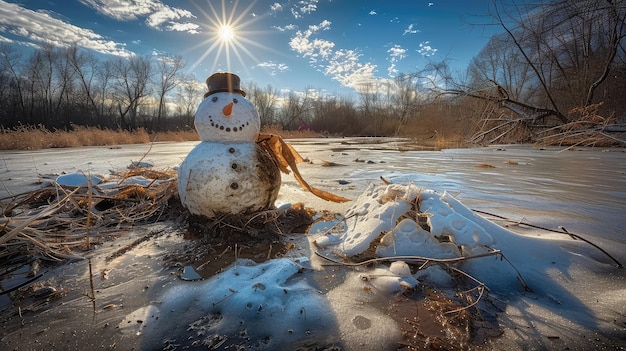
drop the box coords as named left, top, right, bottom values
left=0, top=41, right=470, bottom=138
left=0, top=43, right=197, bottom=132
left=1, top=0, right=625, bottom=146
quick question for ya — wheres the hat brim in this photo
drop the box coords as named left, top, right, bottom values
left=204, top=88, right=246, bottom=98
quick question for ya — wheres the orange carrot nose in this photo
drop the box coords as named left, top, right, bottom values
left=223, top=102, right=234, bottom=116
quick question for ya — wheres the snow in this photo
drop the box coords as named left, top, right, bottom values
left=133, top=180, right=623, bottom=350
left=139, top=257, right=339, bottom=350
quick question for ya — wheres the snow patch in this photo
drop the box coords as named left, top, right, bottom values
left=139, top=258, right=339, bottom=350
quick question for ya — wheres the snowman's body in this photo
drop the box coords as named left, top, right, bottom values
left=178, top=76, right=281, bottom=217
left=178, top=142, right=280, bottom=215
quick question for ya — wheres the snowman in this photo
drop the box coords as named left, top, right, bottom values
left=178, top=72, right=348, bottom=218
left=177, top=72, right=280, bottom=216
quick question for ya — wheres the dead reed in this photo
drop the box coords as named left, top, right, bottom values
left=0, top=125, right=320, bottom=151
left=0, top=167, right=180, bottom=263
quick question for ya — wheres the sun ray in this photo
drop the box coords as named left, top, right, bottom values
left=186, top=0, right=283, bottom=79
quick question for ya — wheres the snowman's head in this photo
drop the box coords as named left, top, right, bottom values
left=194, top=73, right=260, bottom=142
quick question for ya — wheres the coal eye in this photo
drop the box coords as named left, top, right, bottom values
left=212, top=96, right=218, bottom=102
left=233, top=98, right=238, bottom=103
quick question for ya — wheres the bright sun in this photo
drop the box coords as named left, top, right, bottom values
left=218, top=25, right=234, bottom=42
left=189, top=0, right=268, bottom=74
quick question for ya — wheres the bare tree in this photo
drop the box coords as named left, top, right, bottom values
left=95, top=59, right=114, bottom=127
left=154, top=55, right=185, bottom=131
left=357, top=81, right=388, bottom=134
left=278, top=89, right=312, bottom=130
left=65, top=45, right=102, bottom=124
left=111, top=56, right=152, bottom=130
left=392, top=74, right=423, bottom=135
left=490, top=0, right=625, bottom=119
left=246, top=82, right=279, bottom=126
left=0, top=43, right=26, bottom=126
left=175, top=73, right=203, bottom=128
left=422, top=0, right=626, bottom=145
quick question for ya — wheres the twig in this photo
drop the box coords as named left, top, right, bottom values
left=88, top=258, right=96, bottom=320
left=314, top=249, right=502, bottom=267
left=105, top=228, right=166, bottom=261
left=472, top=209, right=623, bottom=268
left=445, top=266, right=486, bottom=314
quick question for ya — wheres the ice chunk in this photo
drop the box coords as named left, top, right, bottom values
left=55, top=173, right=101, bottom=187
left=420, top=191, right=495, bottom=248
left=376, top=218, right=461, bottom=259
left=316, top=183, right=417, bottom=256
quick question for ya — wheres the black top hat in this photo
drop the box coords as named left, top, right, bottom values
left=204, top=72, right=246, bottom=98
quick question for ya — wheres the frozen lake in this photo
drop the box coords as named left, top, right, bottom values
left=1, top=138, right=625, bottom=350
left=3, top=138, right=624, bottom=244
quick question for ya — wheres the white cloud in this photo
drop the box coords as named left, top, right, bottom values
left=369, top=10, right=377, bottom=15
left=166, top=22, right=200, bottom=34
left=388, top=45, right=407, bottom=60
left=310, top=20, right=332, bottom=32
left=0, top=0, right=133, bottom=57
left=289, top=20, right=382, bottom=92
left=289, top=0, right=319, bottom=18
left=270, top=3, right=283, bottom=12
left=387, top=45, right=407, bottom=77
left=325, top=49, right=378, bottom=91
left=146, top=5, right=195, bottom=28
left=0, top=34, right=13, bottom=43
left=254, top=61, right=289, bottom=75
left=403, top=23, right=420, bottom=35
left=417, top=41, right=438, bottom=57
left=289, top=21, right=334, bottom=64
left=300, top=0, right=318, bottom=15
left=78, top=0, right=198, bottom=34
left=273, top=24, right=298, bottom=32
left=78, top=0, right=154, bottom=21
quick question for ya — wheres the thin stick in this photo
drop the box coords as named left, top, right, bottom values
left=472, top=209, right=623, bottom=268
left=444, top=266, right=486, bottom=315
left=315, top=250, right=502, bottom=267
left=88, top=258, right=96, bottom=320
left=85, top=173, right=92, bottom=248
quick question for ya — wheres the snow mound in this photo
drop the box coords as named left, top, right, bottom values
left=314, top=183, right=493, bottom=257
left=139, top=258, right=339, bottom=350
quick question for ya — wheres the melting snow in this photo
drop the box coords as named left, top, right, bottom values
left=132, top=182, right=622, bottom=350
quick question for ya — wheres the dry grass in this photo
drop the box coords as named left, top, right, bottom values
left=399, top=104, right=473, bottom=149
left=0, top=125, right=152, bottom=150
left=261, top=124, right=326, bottom=138
left=0, top=167, right=181, bottom=262
left=150, top=129, right=200, bottom=143
left=0, top=125, right=326, bottom=151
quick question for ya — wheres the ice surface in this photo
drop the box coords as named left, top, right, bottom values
left=2, top=140, right=624, bottom=350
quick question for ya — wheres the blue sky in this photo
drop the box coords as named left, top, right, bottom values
left=0, top=0, right=499, bottom=96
